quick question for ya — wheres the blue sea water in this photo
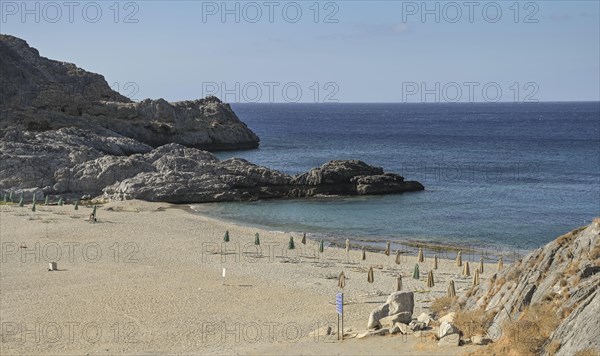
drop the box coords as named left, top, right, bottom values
left=195, top=102, right=600, bottom=253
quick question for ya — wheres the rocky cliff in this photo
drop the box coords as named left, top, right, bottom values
left=0, top=34, right=259, bottom=150
left=458, top=220, right=600, bottom=355
left=0, top=35, right=424, bottom=203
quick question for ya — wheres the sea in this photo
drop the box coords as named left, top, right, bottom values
left=192, top=102, right=600, bottom=258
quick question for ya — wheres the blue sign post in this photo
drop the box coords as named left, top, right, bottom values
left=336, top=292, right=344, bottom=341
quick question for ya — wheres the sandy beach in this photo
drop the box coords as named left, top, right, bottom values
left=1, top=200, right=498, bottom=355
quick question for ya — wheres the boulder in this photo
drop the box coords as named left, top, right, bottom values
left=417, top=312, right=433, bottom=326
left=367, top=303, right=390, bottom=329
left=438, top=333, right=460, bottom=347
left=438, top=321, right=460, bottom=339
left=386, top=291, right=415, bottom=316
left=438, top=312, right=456, bottom=325
left=409, top=321, right=427, bottom=331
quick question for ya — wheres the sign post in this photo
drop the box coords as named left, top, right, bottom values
left=336, top=292, right=343, bottom=341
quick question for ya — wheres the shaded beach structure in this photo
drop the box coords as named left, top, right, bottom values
left=254, top=233, right=260, bottom=246
left=433, top=255, right=438, bottom=270
left=479, top=257, right=484, bottom=273
left=417, top=247, right=424, bottom=262
left=223, top=230, right=230, bottom=242
left=384, top=241, right=391, bottom=256
left=361, top=247, right=366, bottom=261
left=427, top=270, right=434, bottom=287
left=473, top=269, right=480, bottom=286
left=395, top=250, right=401, bottom=265
left=448, top=280, right=456, bottom=297
left=463, top=261, right=471, bottom=277
left=396, top=275, right=402, bottom=291
left=367, top=266, right=374, bottom=283
left=497, top=256, right=504, bottom=271
left=319, top=240, right=324, bottom=254
left=338, top=271, right=346, bottom=289
left=301, top=232, right=306, bottom=245
left=413, top=264, right=420, bottom=279
left=288, top=236, right=295, bottom=250
left=44, top=195, right=48, bottom=205
left=456, top=251, right=462, bottom=266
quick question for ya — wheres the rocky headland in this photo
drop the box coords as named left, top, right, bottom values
left=0, top=35, right=424, bottom=203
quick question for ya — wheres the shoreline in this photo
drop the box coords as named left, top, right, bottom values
left=0, top=200, right=500, bottom=355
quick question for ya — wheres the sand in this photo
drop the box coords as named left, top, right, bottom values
left=0, top=200, right=498, bottom=355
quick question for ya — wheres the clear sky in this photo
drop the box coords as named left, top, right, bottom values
left=1, top=0, right=599, bottom=102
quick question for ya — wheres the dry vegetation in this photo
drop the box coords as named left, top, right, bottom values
left=431, top=296, right=456, bottom=316
left=454, top=309, right=495, bottom=339
left=574, top=348, right=600, bottom=356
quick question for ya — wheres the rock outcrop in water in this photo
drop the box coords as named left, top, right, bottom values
left=0, top=35, right=424, bottom=203
left=0, top=34, right=259, bottom=150
left=458, top=220, right=600, bottom=355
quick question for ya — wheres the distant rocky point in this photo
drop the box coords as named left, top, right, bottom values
left=0, top=35, right=424, bottom=203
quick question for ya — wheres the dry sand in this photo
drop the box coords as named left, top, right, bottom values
left=0, top=200, right=498, bottom=355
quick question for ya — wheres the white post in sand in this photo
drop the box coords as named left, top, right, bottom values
left=222, top=267, right=226, bottom=285
left=48, top=262, right=57, bottom=271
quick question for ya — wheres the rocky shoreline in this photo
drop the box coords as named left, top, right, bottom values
left=0, top=35, right=424, bottom=203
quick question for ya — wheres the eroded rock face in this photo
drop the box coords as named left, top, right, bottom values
left=460, top=220, right=600, bottom=356
left=0, top=35, right=259, bottom=150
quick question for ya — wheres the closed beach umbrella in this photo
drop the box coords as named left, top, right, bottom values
left=223, top=230, right=230, bottom=242
left=413, top=264, right=420, bottom=279
left=361, top=247, right=366, bottom=261
left=345, top=239, right=350, bottom=262
left=497, top=256, right=504, bottom=271
left=319, top=240, right=324, bottom=253
left=2, top=193, right=6, bottom=203
left=44, top=195, right=48, bottom=205
left=58, top=197, right=63, bottom=206
left=301, top=232, right=306, bottom=245
left=254, top=233, right=260, bottom=245
left=473, top=269, right=480, bottom=286
left=9, top=191, right=13, bottom=202
left=456, top=251, right=462, bottom=266
left=448, top=280, right=456, bottom=298
left=427, top=270, right=434, bottom=287
left=367, top=266, right=374, bottom=283
left=396, top=275, right=402, bottom=291
left=479, top=257, right=484, bottom=274
left=433, top=255, right=438, bottom=270
left=418, top=247, right=424, bottom=262
left=92, top=204, right=96, bottom=215
left=74, top=200, right=79, bottom=210
left=18, top=195, right=24, bottom=207
left=338, top=271, right=346, bottom=289
left=31, top=201, right=36, bottom=212
left=395, top=250, right=401, bottom=265
left=384, top=241, right=391, bottom=256
left=463, top=261, right=470, bottom=277
left=288, top=236, right=295, bottom=250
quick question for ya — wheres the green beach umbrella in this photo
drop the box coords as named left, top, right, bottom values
left=288, top=236, right=295, bottom=250
left=18, top=194, right=24, bottom=207
left=319, top=240, right=324, bottom=254
left=254, top=233, right=260, bottom=245
left=58, top=197, right=63, bottom=206
left=301, top=232, right=306, bottom=245
left=31, top=201, right=36, bottom=212
left=413, top=264, right=420, bottom=280
left=74, top=200, right=79, bottom=210
left=223, top=230, right=230, bottom=242
left=44, top=195, right=49, bottom=206
left=2, top=193, right=7, bottom=203
left=9, top=191, right=13, bottom=202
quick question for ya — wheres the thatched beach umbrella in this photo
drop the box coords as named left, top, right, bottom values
left=396, top=275, right=402, bottom=291
left=338, top=271, right=346, bottom=289
left=433, top=255, right=438, bottom=270
left=223, top=230, right=230, bottom=242
left=288, top=236, right=295, bottom=250
left=473, top=269, right=480, bottom=286
left=463, top=261, right=470, bottom=277
left=301, top=232, right=306, bottom=245
left=448, top=280, right=456, bottom=298
left=44, top=195, right=48, bottom=206
left=361, top=247, right=366, bottom=261
left=456, top=251, right=462, bottom=266
left=413, top=264, right=420, bottom=279
left=479, top=257, right=484, bottom=274
left=427, top=270, right=434, bottom=287
left=254, top=233, right=260, bottom=246
left=384, top=241, right=391, bottom=256
left=497, top=256, right=504, bottom=271
left=418, top=247, right=424, bottom=262
left=367, top=266, right=374, bottom=283
left=395, top=250, right=401, bottom=265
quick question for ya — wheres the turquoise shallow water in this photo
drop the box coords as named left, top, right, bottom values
left=194, top=102, right=600, bottom=253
